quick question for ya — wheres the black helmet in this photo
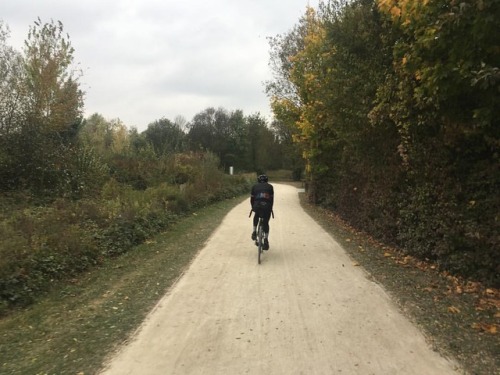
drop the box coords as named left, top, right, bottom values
left=257, top=174, right=268, bottom=183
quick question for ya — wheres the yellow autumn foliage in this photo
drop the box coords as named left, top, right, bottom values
left=377, top=0, right=430, bottom=24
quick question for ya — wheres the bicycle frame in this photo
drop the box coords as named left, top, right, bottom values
left=249, top=209, right=273, bottom=264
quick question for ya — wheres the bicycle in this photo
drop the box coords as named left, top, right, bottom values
left=249, top=210, right=274, bottom=265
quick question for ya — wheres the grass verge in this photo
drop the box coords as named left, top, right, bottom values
left=299, top=193, right=499, bottom=375
left=0, top=195, right=246, bottom=375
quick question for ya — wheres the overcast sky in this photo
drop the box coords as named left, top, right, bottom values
left=1, top=0, right=319, bottom=131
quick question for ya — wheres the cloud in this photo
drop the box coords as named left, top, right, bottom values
left=1, top=0, right=317, bottom=130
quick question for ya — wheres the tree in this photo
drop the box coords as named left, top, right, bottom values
left=188, top=107, right=217, bottom=152
left=0, top=21, right=26, bottom=136
left=266, top=0, right=499, bottom=282
left=23, top=18, right=84, bottom=136
left=266, top=7, right=330, bottom=184
left=174, top=115, right=189, bottom=132
left=187, top=107, right=250, bottom=171
left=79, top=113, right=114, bottom=155
left=266, top=11, right=309, bottom=168
left=270, top=118, right=304, bottom=179
left=246, top=113, right=281, bottom=173
left=143, top=117, right=186, bottom=157
left=374, top=0, right=500, bottom=278
left=0, top=19, right=84, bottom=194
left=0, top=21, right=27, bottom=189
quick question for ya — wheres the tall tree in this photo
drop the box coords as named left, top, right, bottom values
left=270, top=118, right=304, bottom=179
left=0, top=21, right=26, bottom=136
left=188, top=107, right=250, bottom=170
left=0, top=19, right=84, bottom=194
left=374, top=0, right=500, bottom=276
left=23, top=18, right=83, bottom=137
left=143, top=117, right=186, bottom=156
left=79, top=113, right=115, bottom=155
left=246, top=113, right=281, bottom=173
left=266, top=15, right=305, bottom=143
left=266, top=0, right=499, bottom=282
left=0, top=21, right=26, bottom=189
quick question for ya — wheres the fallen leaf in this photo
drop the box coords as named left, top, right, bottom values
left=448, top=306, right=460, bottom=314
left=464, top=281, right=481, bottom=293
left=478, top=298, right=500, bottom=310
left=472, top=322, right=498, bottom=334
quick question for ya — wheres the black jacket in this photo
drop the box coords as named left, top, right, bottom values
left=251, top=182, right=274, bottom=209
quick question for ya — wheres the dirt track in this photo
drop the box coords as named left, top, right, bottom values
left=100, top=184, right=459, bottom=375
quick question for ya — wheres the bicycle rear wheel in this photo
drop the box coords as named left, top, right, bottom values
left=257, top=220, right=263, bottom=264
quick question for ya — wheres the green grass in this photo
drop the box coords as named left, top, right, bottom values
left=0, top=195, right=246, bottom=375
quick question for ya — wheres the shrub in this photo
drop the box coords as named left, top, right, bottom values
left=0, top=151, right=252, bottom=313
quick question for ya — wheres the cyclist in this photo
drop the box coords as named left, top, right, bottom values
left=250, top=174, right=274, bottom=250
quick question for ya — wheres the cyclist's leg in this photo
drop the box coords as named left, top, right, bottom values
left=262, top=209, right=271, bottom=250
left=253, top=211, right=259, bottom=227
left=251, top=210, right=259, bottom=240
left=262, top=209, right=271, bottom=235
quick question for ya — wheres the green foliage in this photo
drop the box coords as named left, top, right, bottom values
left=186, top=107, right=286, bottom=173
left=0, top=18, right=283, bottom=315
left=373, top=0, right=500, bottom=282
left=0, top=18, right=84, bottom=196
left=0, top=154, right=252, bottom=314
left=0, top=21, right=26, bottom=138
left=144, top=118, right=187, bottom=156
left=0, top=204, right=99, bottom=307
left=267, top=0, right=499, bottom=285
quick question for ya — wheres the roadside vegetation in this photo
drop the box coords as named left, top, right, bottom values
left=0, top=196, right=247, bottom=375
left=267, top=0, right=499, bottom=286
left=0, top=163, right=251, bottom=316
left=0, top=19, right=301, bottom=316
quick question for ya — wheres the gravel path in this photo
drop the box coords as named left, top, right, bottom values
left=100, top=184, right=459, bottom=375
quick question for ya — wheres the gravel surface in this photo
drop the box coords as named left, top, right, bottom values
left=99, top=184, right=462, bottom=374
